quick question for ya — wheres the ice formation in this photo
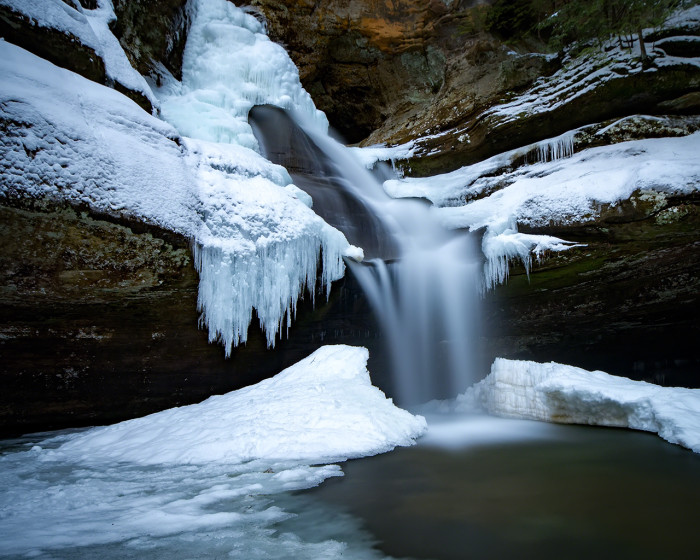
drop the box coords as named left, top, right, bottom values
left=185, top=138, right=350, bottom=353
left=155, top=0, right=352, bottom=353
left=535, top=129, right=576, bottom=163
left=463, top=358, right=700, bottom=453
left=157, top=0, right=327, bottom=147
left=0, top=346, right=425, bottom=557
left=0, top=0, right=357, bottom=354
left=481, top=224, right=583, bottom=289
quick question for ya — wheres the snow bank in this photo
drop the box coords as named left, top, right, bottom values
left=0, top=41, right=197, bottom=234
left=55, top=345, right=427, bottom=465
left=0, top=0, right=157, bottom=109
left=464, top=358, right=700, bottom=453
left=435, top=133, right=700, bottom=232
left=0, top=346, right=422, bottom=558
left=348, top=142, right=418, bottom=171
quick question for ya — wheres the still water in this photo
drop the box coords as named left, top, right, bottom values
left=300, top=415, right=700, bottom=560
left=2, top=416, right=698, bottom=559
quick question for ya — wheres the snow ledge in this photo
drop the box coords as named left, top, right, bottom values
left=462, top=358, right=700, bottom=453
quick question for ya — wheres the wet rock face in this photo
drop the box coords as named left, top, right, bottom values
left=0, top=201, right=385, bottom=436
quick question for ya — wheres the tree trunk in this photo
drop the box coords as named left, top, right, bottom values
left=637, top=28, right=647, bottom=60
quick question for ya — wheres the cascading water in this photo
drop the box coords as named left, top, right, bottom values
left=251, top=107, right=482, bottom=405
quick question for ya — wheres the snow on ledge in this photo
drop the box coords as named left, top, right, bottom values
left=52, top=345, right=427, bottom=466
left=462, top=358, right=700, bottom=453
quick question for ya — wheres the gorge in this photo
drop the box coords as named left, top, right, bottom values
left=1, top=0, right=700, bottom=558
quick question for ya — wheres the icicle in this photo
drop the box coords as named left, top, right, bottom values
left=536, top=130, right=576, bottom=163
left=481, top=221, right=584, bottom=291
left=193, top=227, right=348, bottom=356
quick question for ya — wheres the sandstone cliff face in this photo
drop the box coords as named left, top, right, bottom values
left=245, top=0, right=538, bottom=143
left=0, top=200, right=385, bottom=435
left=249, top=0, right=700, bottom=177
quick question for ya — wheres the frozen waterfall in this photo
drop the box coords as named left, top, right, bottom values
left=153, top=0, right=353, bottom=355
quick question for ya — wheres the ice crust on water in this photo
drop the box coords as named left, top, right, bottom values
left=0, top=0, right=356, bottom=354
left=0, top=346, right=425, bottom=557
left=462, top=358, right=700, bottom=453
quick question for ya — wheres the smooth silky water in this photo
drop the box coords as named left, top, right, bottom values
left=251, top=107, right=700, bottom=559
left=250, top=105, right=482, bottom=405
left=300, top=415, right=700, bottom=560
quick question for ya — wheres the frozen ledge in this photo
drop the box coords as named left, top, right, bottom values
left=462, top=358, right=700, bottom=453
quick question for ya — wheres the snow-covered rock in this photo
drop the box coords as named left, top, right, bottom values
left=382, top=130, right=700, bottom=288
left=54, top=345, right=427, bottom=465
left=0, top=0, right=359, bottom=356
left=0, top=0, right=158, bottom=109
left=464, top=358, right=700, bottom=453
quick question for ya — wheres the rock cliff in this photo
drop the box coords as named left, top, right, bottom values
left=245, top=0, right=700, bottom=386
left=1, top=0, right=699, bottom=434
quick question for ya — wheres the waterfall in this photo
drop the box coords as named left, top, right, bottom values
left=156, top=0, right=482, bottom=404
left=251, top=106, right=482, bottom=405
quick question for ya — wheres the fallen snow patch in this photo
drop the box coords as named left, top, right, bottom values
left=1, top=346, right=421, bottom=558
left=54, top=345, right=427, bottom=465
left=463, top=358, right=700, bottom=453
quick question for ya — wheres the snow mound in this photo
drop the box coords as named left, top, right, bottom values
left=464, top=358, right=700, bottom=453
left=55, top=345, right=427, bottom=465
